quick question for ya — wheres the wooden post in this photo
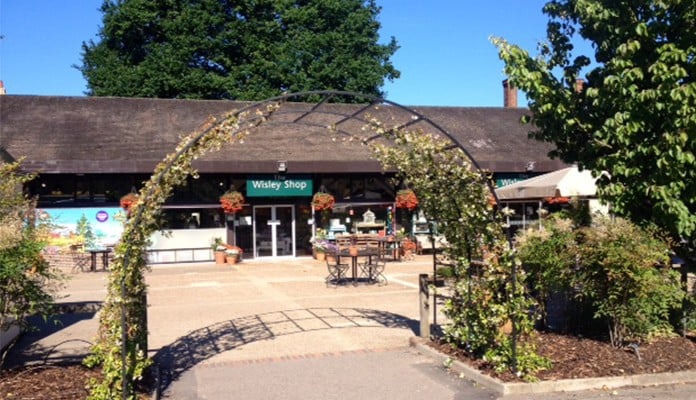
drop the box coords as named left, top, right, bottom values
left=419, top=273, right=430, bottom=338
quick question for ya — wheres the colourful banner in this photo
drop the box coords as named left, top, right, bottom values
left=41, top=207, right=124, bottom=249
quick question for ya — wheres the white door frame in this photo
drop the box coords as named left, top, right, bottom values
left=252, top=205, right=295, bottom=258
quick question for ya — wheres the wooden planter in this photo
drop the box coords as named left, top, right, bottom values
left=226, top=255, right=239, bottom=264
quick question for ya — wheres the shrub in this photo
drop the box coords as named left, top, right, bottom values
left=576, top=217, right=684, bottom=346
left=0, top=161, right=64, bottom=368
left=515, top=216, right=577, bottom=328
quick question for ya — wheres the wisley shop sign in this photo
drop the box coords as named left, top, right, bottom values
left=247, top=175, right=313, bottom=197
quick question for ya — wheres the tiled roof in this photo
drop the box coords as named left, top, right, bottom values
left=0, top=95, right=567, bottom=174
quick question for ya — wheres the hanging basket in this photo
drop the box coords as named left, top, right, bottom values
left=312, top=192, right=335, bottom=211
left=544, top=196, right=570, bottom=205
left=395, top=189, right=418, bottom=210
left=220, top=191, right=245, bottom=214
left=119, top=193, right=139, bottom=211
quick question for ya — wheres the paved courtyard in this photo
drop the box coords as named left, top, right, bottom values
left=7, top=255, right=696, bottom=399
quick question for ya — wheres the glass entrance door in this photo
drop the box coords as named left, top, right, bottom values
left=253, top=205, right=295, bottom=258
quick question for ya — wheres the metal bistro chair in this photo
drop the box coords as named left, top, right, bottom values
left=362, top=253, right=388, bottom=286
left=325, top=252, right=349, bottom=287
left=69, top=244, right=90, bottom=273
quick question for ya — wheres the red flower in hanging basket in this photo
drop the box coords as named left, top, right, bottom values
left=119, top=193, right=139, bottom=211
left=395, top=189, right=418, bottom=210
left=220, top=191, right=245, bottom=214
left=544, top=196, right=571, bottom=204
left=312, top=192, right=335, bottom=211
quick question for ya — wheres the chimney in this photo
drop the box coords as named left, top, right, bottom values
left=502, top=79, right=517, bottom=108
left=0, top=81, right=5, bottom=95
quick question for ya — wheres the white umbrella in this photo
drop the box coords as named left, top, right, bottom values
left=495, top=166, right=598, bottom=201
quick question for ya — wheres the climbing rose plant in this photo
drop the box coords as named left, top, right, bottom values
left=361, top=117, right=549, bottom=378
left=85, top=105, right=279, bottom=399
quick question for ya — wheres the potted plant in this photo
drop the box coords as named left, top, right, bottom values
left=312, top=240, right=328, bottom=261
left=211, top=237, right=227, bottom=264
left=220, top=190, right=245, bottom=214
left=309, top=228, right=330, bottom=261
left=401, top=237, right=418, bottom=260
left=225, top=247, right=242, bottom=264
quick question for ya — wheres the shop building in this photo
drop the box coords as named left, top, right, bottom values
left=0, top=85, right=566, bottom=262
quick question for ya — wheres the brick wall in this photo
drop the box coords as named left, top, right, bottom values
left=44, top=253, right=77, bottom=273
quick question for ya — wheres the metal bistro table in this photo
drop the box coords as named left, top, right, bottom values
left=336, top=247, right=381, bottom=283
left=87, top=248, right=112, bottom=271
left=376, top=236, right=402, bottom=262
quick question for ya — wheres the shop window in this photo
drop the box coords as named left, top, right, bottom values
left=318, top=175, right=395, bottom=202
left=160, top=208, right=226, bottom=229
left=32, top=174, right=148, bottom=206
left=365, top=176, right=393, bottom=200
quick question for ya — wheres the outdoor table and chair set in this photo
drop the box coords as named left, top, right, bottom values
left=69, top=244, right=114, bottom=273
left=324, top=235, right=395, bottom=287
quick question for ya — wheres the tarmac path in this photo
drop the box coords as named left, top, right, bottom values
left=164, top=347, right=497, bottom=399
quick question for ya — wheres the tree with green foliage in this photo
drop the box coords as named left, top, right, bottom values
left=79, top=0, right=400, bottom=100
left=494, top=0, right=696, bottom=256
left=0, top=161, right=64, bottom=367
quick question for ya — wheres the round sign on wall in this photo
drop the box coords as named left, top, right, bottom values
left=96, top=210, right=109, bottom=223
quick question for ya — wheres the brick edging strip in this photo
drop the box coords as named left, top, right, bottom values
left=408, top=336, right=696, bottom=395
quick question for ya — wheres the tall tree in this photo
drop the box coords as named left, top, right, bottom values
left=494, top=0, right=696, bottom=252
left=79, top=0, right=400, bottom=100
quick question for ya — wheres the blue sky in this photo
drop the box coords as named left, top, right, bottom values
left=0, top=1, right=562, bottom=106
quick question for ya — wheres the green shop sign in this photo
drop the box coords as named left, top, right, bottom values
left=495, top=173, right=530, bottom=188
left=246, top=175, right=313, bottom=197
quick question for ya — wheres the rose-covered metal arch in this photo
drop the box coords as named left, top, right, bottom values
left=106, top=90, right=509, bottom=398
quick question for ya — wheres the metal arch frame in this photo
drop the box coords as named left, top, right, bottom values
left=128, top=90, right=503, bottom=235
left=117, top=90, right=515, bottom=395
left=226, top=90, right=499, bottom=200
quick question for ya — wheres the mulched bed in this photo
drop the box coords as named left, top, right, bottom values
left=0, top=364, right=152, bottom=400
left=0, top=364, right=100, bottom=400
left=428, top=332, right=696, bottom=382
left=3, top=333, right=696, bottom=398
